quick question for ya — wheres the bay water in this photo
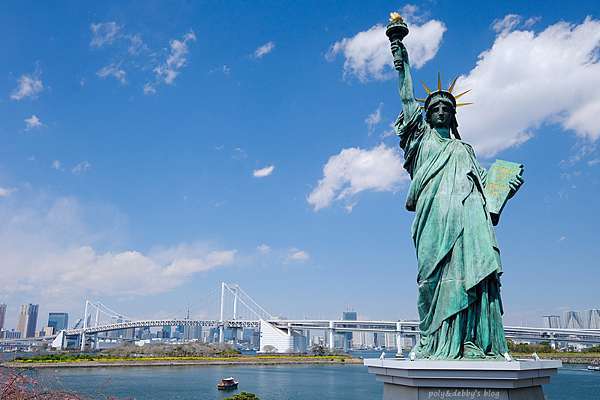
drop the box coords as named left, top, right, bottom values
left=28, top=363, right=600, bottom=400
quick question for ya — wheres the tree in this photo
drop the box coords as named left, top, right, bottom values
left=261, top=345, right=277, bottom=353
left=224, top=392, right=260, bottom=400
left=310, top=344, right=328, bottom=356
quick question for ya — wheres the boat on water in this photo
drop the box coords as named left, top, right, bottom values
left=587, top=365, right=600, bottom=371
left=217, top=377, right=239, bottom=390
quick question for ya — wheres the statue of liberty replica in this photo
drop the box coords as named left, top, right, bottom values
left=387, top=12, right=524, bottom=360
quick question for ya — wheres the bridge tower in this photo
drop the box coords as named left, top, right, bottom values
left=218, top=282, right=273, bottom=344
left=79, top=300, right=133, bottom=351
left=219, top=282, right=225, bottom=343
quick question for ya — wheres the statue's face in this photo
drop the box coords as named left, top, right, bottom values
left=429, top=102, right=453, bottom=128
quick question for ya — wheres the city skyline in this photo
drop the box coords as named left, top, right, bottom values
left=0, top=303, right=6, bottom=332
left=16, top=303, right=39, bottom=338
left=1, top=1, right=600, bottom=329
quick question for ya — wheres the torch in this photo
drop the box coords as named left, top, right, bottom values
left=386, top=12, right=409, bottom=71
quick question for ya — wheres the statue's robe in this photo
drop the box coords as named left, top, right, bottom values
left=397, top=107, right=508, bottom=359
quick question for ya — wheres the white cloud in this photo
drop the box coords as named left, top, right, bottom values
left=254, top=41, right=275, bottom=58
left=153, top=31, right=196, bottom=85
left=308, top=144, right=408, bottom=211
left=257, top=244, right=271, bottom=254
left=127, top=34, right=144, bottom=55
left=97, top=64, right=127, bottom=84
left=90, top=22, right=121, bottom=48
left=89, top=24, right=195, bottom=94
left=0, top=187, right=17, bottom=197
left=286, top=248, right=310, bottom=263
left=51, top=160, right=62, bottom=171
left=0, top=196, right=237, bottom=298
left=24, top=115, right=43, bottom=130
left=453, top=16, right=600, bottom=156
left=143, top=83, right=156, bottom=95
left=253, top=165, right=275, bottom=178
left=151, top=244, right=236, bottom=282
left=72, top=161, right=92, bottom=175
left=11, top=73, right=44, bottom=100
left=523, top=17, right=542, bottom=29
left=492, top=15, right=541, bottom=35
left=327, top=8, right=446, bottom=81
left=381, top=120, right=398, bottom=139
left=492, top=14, right=522, bottom=35
left=232, top=147, right=247, bottom=160
left=344, top=202, right=357, bottom=213
left=365, top=103, right=383, bottom=134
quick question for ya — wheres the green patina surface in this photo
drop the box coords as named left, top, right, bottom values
left=387, top=15, right=524, bottom=360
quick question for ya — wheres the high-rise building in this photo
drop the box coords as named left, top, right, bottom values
left=353, top=331, right=375, bottom=349
left=542, top=315, right=561, bottom=329
left=161, top=325, right=172, bottom=339
left=137, top=327, right=152, bottom=340
left=183, top=325, right=202, bottom=340
left=342, top=311, right=358, bottom=321
left=243, top=328, right=260, bottom=346
left=40, top=327, right=54, bottom=337
left=0, top=304, right=6, bottom=331
left=559, top=309, right=600, bottom=329
left=208, top=327, right=220, bottom=342
left=47, top=312, right=69, bottom=334
left=341, top=310, right=357, bottom=350
left=586, top=309, right=600, bottom=329
left=384, top=333, right=396, bottom=349
left=3, top=330, right=21, bottom=339
left=17, top=304, right=39, bottom=338
left=373, top=332, right=385, bottom=348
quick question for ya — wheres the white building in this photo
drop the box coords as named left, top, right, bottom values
left=353, top=331, right=375, bottom=349
left=259, top=320, right=307, bottom=353
left=385, top=333, right=396, bottom=349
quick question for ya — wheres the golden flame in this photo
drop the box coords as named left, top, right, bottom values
left=389, top=12, right=403, bottom=22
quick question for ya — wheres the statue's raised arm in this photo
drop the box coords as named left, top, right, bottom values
left=386, top=13, right=419, bottom=119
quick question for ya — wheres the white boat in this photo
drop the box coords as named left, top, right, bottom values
left=217, top=377, right=239, bottom=390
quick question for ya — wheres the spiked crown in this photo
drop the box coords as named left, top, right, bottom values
left=416, top=73, right=472, bottom=112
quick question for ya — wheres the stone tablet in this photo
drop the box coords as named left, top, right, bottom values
left=483, top=160, right=524, bottom=225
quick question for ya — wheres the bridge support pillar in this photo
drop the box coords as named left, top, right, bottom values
left=395, top=322, right=403, bottom=357
left=219, top=325, right=224, bottom=344
left=80, top=332, right=86, bottom=352
left=328, top=321, right=335, bottom=350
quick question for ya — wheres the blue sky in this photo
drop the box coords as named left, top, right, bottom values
left=1, top=1, right=600, bottom=329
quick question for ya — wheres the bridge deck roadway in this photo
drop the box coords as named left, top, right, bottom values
left=4, top=320, right=599, bottom=345
left=59, top=319, right=600, bottom=341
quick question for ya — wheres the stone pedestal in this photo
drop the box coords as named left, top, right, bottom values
left=364, top=358, right=561, bottom=400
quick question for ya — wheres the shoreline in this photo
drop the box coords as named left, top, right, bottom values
left=4, top=352, right=598, bottom=369
left=2, top=357, right=363, bottom=369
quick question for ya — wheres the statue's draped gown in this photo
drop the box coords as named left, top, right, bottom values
left=396, top=106, right=508, bottom=359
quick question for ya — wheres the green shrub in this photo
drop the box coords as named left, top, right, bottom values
left=224, top=392, right=260, bottom=400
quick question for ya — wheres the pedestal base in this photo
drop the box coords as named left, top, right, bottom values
left=364, top=358, right=561, bottom=400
